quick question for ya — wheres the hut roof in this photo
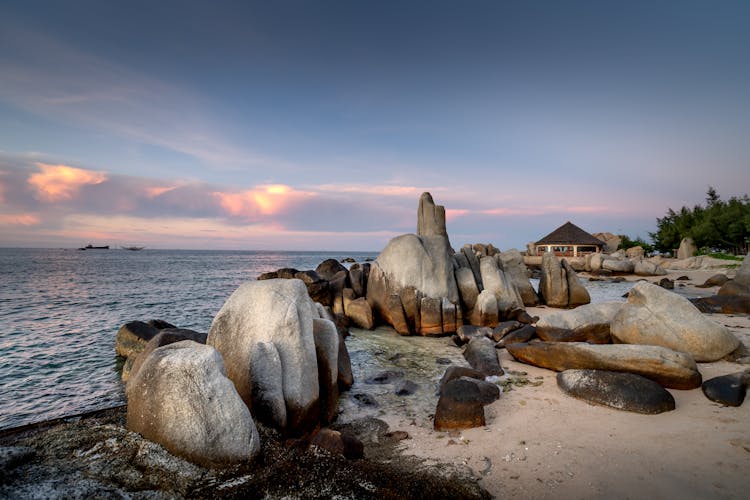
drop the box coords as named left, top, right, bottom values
left=535, top=221, right=606, bottom=246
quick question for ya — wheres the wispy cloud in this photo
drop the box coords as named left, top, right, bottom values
left=0, top=22, right=275, bottom=171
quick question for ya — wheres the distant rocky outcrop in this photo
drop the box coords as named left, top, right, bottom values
left=677, top=237, right=697, bottom=260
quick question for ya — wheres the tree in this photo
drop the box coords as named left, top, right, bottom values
left=650, top=188, right=749, bottom=255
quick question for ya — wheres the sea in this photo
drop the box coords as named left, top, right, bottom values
left=0, top=247, right=699, bottom=431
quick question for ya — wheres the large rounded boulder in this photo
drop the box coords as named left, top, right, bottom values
left=126, top=341, right=260, bottom=468
left=611, top=281, right=739, bottom=362
left=208, top=279, right=320, bottom=434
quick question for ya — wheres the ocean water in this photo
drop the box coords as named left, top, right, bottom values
left=0, top=248, right=705, bottom=431
left=0, top=248, right=376, bottom=430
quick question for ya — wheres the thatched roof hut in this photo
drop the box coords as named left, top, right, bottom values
left=534, top=221, right=605, bottom=257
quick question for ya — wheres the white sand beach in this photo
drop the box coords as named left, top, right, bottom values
left=380, top=269, right=750, bottom=499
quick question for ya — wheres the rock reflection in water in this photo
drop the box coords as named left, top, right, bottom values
left=339, top=326, right=468, bottom=428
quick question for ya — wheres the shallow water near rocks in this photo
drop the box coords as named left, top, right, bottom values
left=0, top=247, right=711, bottom=430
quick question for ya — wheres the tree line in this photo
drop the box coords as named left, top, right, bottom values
left=649, top=188, right=750, bottom=255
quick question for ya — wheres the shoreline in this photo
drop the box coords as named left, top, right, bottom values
left=2, top=268, right=748, bottom=498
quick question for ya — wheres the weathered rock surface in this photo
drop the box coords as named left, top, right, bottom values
left=497, top=249, right=539, bottom=306
left=126, top=341, right=260, bottom=467
left=208, top=279, right=320, bottom=434
left=457, top=325, right=492, bottom=344
left=438, top=365, right=485, bottom=392
left=313, top=318, right=339, bottom=424
left=463, top=337, right=504, bottom=376
left=633, top=260, right=668, bottom=276
left=310, top=428, right=364, bottom=460
left=456, top=376, right=500, bottom=405
left=491, top=321, right=522, bottom=342
left=346, top=297, right=374, bottom=330
left=677, top=237, right=697, bottom=260
left=475, top=290, right=499, bottom=327
left=115, top=321, right=159, bottom=358
left=562, top=260, right=591, bottom=307
left=557, top=369, right=676, bottom=414
left=496, top=325, right=537, bottom=348
left=701, top=370, right=750, bottom=407
left=434, top=378, right=486, bottom=431
left=602, top=259, right=635, bottom=274
left=538, top=252, right=568, bottom=307
left=611, top=281, right=739, bottom=362
left=506, top=341, right=702, bottom=389
left=315, top=259, right=348, bottom=281
left=124, top=328, right=207, bottom=382
left=536, top=302, right=622, bottom=344
left=249, top=342, right=287, bottom=428
left=696, top=273, right=729, bottom=288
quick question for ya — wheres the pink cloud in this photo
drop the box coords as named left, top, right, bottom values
left=28, top=163, right=107, bottom=201
left=0, top=213, right=41, bottom=226
left=144, top=185, right=178, bottom=198
left=213, top=184, right=315, bottom=219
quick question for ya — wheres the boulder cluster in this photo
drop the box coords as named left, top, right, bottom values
left=116, top=279, right=356, bottom=468
left=691, top=254, right=750, bottom=314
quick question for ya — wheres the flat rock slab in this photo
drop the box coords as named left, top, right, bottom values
left=557, top=369, right=675, bottom=414
left=506, top=341, right=701, bottom=389
left=701, top=371, right=750, bottom=407
left=536, top=302, right=622, bottom=344
left=495, top=325, right=536, bottom=348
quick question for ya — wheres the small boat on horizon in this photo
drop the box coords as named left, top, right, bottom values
left=78, top=244, right=109, bottom=250
left=121, top=246, right=146, bottom=251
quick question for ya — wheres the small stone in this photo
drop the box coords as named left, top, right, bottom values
left=701, top=371, right=750, bottom=407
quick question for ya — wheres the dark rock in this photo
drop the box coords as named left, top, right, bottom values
left=310, top=428, right=364, bottom=460
left=313, top=319, right=340, bottom=425
left=690, top=295, right=750, bottom=314
left=436, top=357, right=452, bottom=365
left=451, top=334, right=465, bottom=347
left=329, top=270, right=348, bottom=315
left=276, top=268, right=300, bottom=280
left=316, top=259, right=349, bottom=281
left=365, top=370, right=404, bottom=384
left=115, top=321, right=160, bottom=358
left=395, top=380, right=419, bottom=396
left=341, top=257, right=357, bottom=263
left=352, top=393, right=379, bottom=407
left=495, top=325, right=537, bottom=348
left=457, top=325, right=493, bottom=343
left=590, top=269, right=613, bottom=277
left=658, top=278, right=674, bottom=290
left=456, top=376, right=500, bottom=405
left=349, top=264, right=366, bottom=297
left=676, top=275, right=691, bottom=281
left=337, top=331, right=354, bottom=392
left=294, top=270, right=331, bottom=306
left=557, top=369, right=676, bottom=414
left=385, top=430, right=410, bottom=441
left=508, top=308, right=537, bottom=324
left=147, top=319, right=177, bottom=330
left=438, top=365, right=484, bottom=394
left=463, top=337, right=504, bottom=376
left=0, top=446, right=36, bottom=475
left=258, top=271, right=278, bottom=280
left=491, top=321, right=522, bottom=342
left=434, top=378, right=485, bottom=431
left=701, top=371, right=750, bottom=407
left=696, top=274, right=729, bottom=288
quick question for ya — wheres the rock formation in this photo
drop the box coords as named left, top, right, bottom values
left=557, top=369, right=675, bottom=414
left=126, top=341, right=260, bottom=467
left=506, top=341, right=702, bottom=389
left=611, top=281, right=739, bottom=362
left=677, top=237, right=697, bottom=259
left=538, top=253, right=590, bottom=308
left=208, top=279, right=325, bottom=434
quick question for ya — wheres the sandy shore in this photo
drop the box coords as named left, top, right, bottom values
left=380, top=269, right=750, bottom=499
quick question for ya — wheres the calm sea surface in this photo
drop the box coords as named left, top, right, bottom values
left=0, top=248, right=376, bottom=430
left=0, top=248, right=705, bottom=430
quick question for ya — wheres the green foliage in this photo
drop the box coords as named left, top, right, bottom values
left=650, top=187, right=750, bottom=255
left=617, top=235, right=654, bottom=254
left=694, top=250, right=744, bottom=261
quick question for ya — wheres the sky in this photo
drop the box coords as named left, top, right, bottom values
left=1, top=1, right=749, bottom=251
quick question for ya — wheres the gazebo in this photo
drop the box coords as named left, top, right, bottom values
left=534, top=221, right=605, bottom=257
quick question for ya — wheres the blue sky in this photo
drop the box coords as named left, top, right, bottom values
left=1, top=1, right=749, bottom=250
